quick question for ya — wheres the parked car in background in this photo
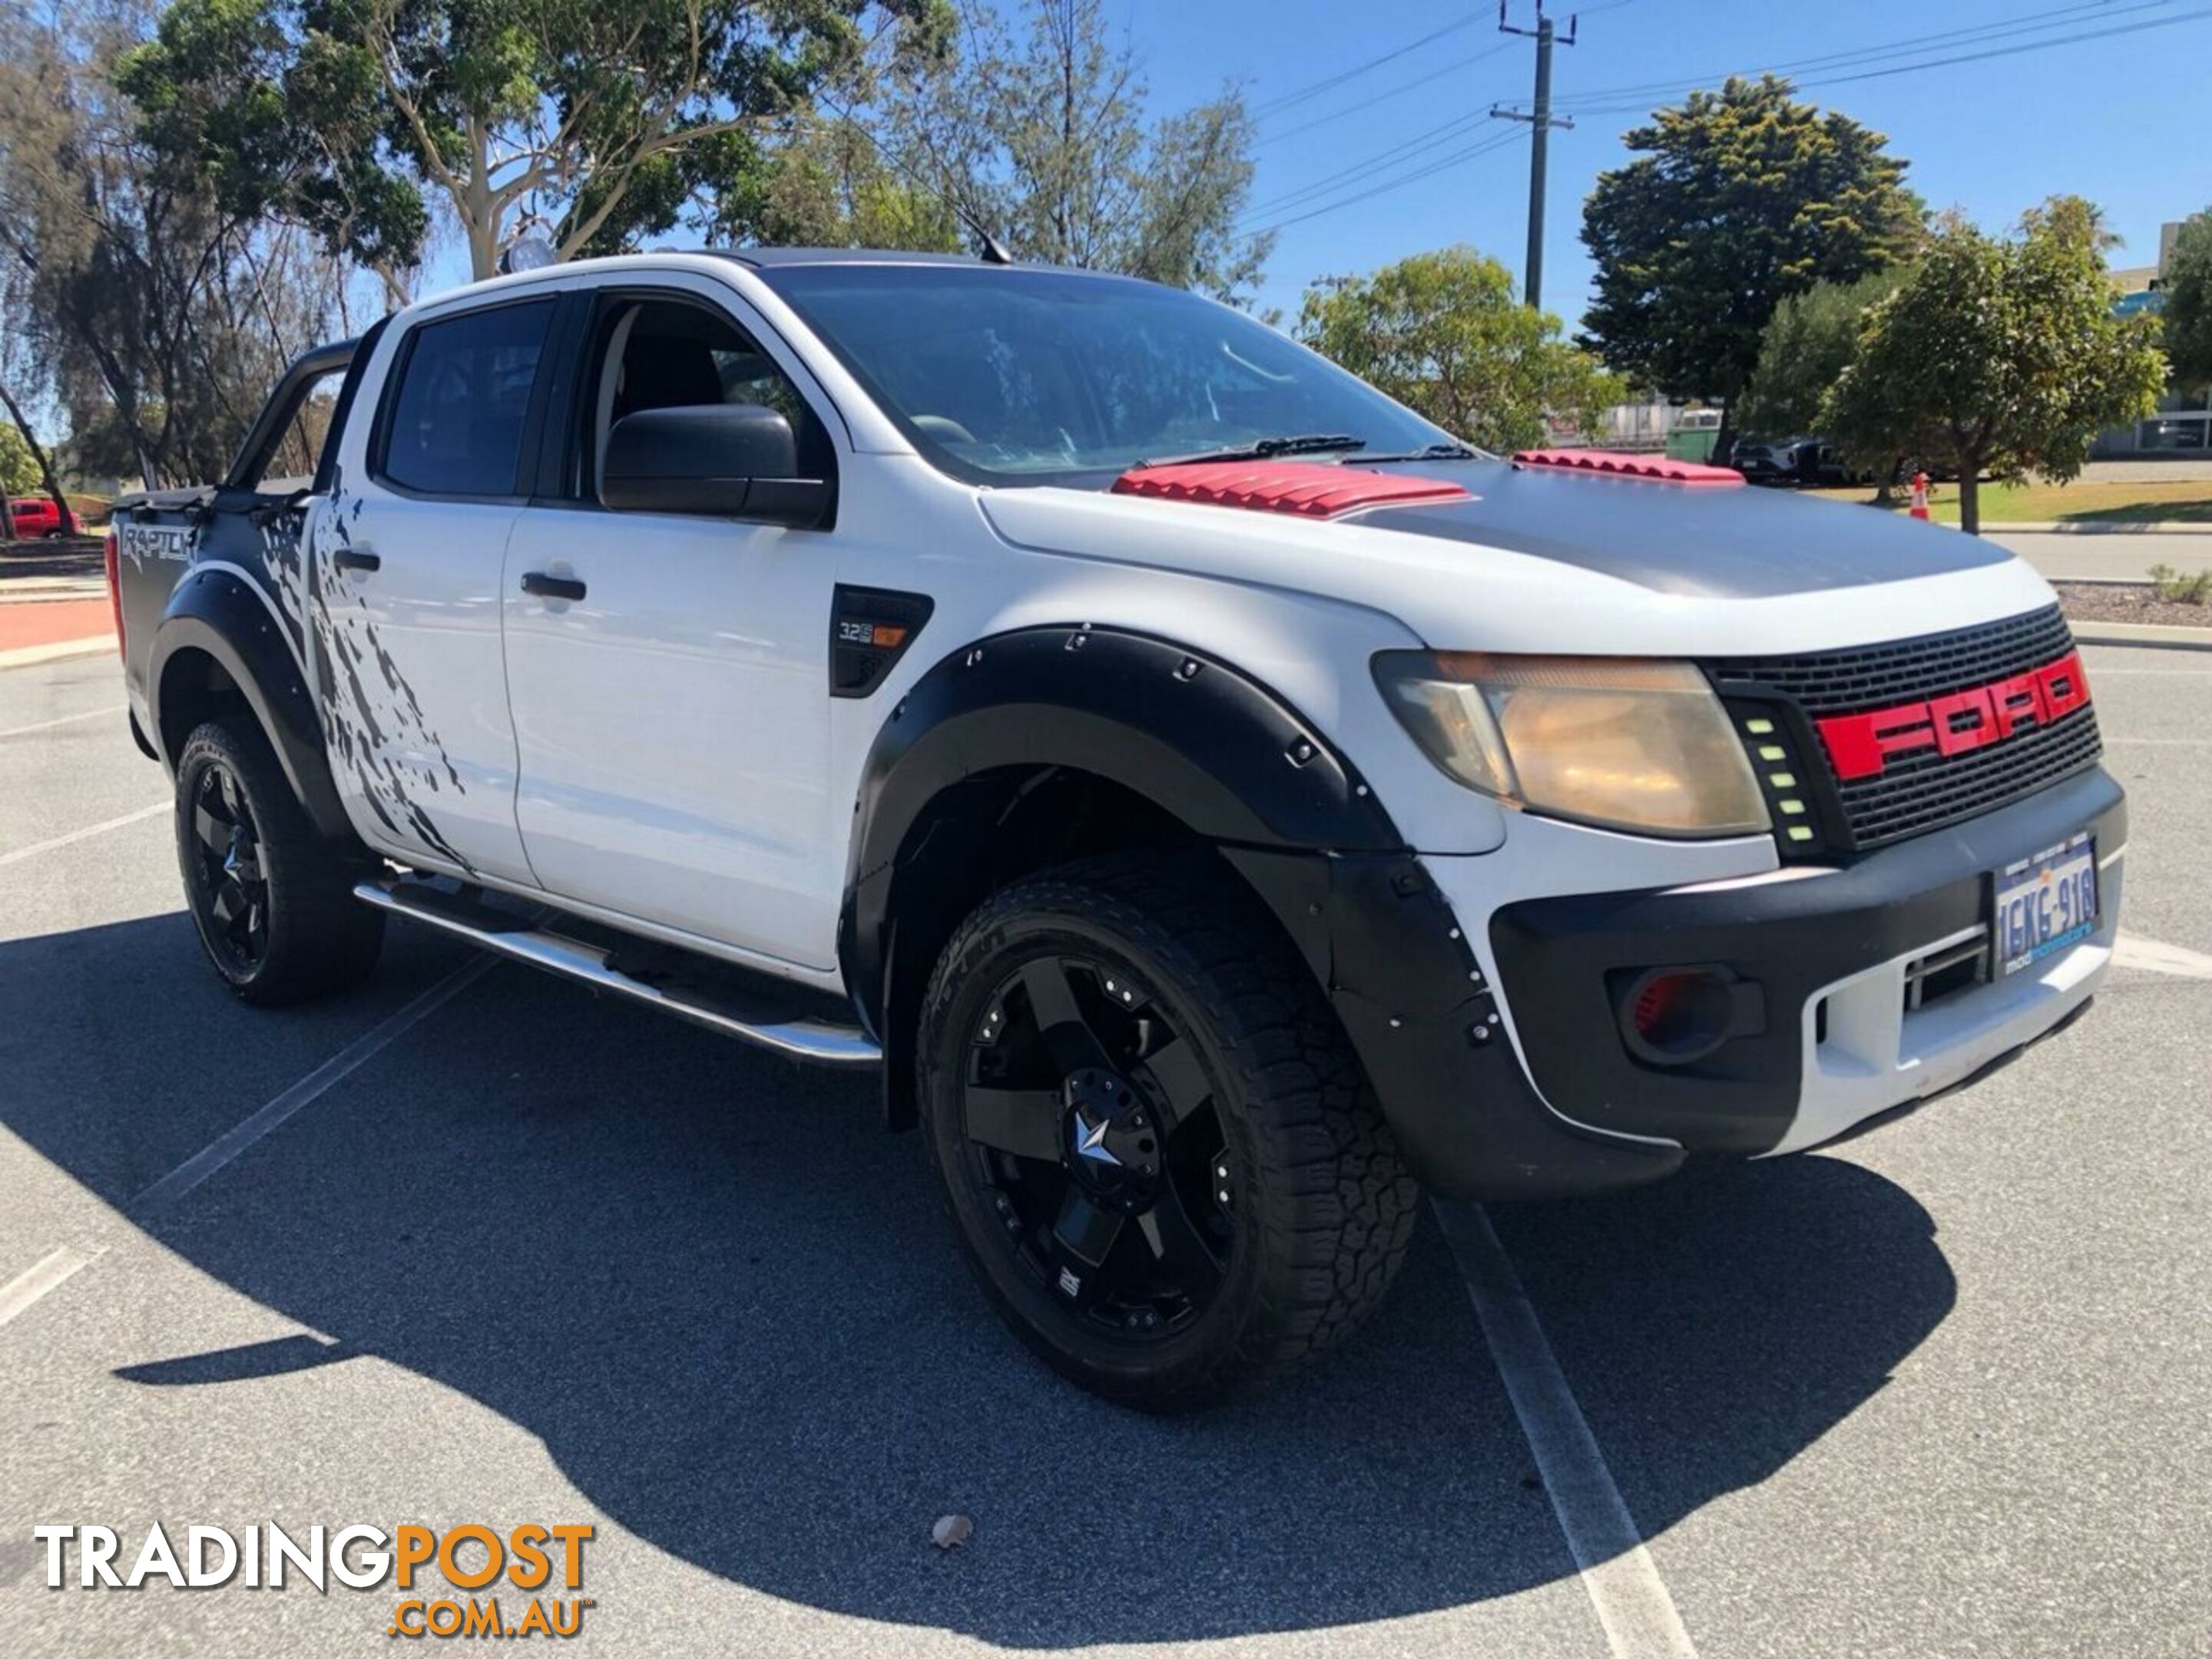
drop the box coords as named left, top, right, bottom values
left=5, top=496, right=80, bottom=538
left=1732, top=437, right=1865, bottom=488
left=1730, top=440, right=1795, bottom=485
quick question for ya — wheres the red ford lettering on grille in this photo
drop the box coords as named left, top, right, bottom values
left=1815, top=651, right=2090, bottom=781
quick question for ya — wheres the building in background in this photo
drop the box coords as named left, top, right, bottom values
left=2098, top=219, right=2207, bottom=458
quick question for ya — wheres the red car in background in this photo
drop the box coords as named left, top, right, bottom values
left=5, top=496, right=80, bottom=538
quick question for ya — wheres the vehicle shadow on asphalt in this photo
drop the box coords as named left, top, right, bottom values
left=2, top=919, right=1958, bottom=1647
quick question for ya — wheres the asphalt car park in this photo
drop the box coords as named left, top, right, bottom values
left=2, top=643, right=2209, bottom=1658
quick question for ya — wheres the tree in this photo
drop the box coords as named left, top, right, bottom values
left=120, top=0, right=955, bottom=284
left=0, top=379, right=71, bottom=540
left=1739, top=267, right=1911, bottom=498
left=1738, top=269, right=1908, bottom=439
left=0, top=421, right=37, bottom=498
left=1580, top=75, right=1922, bottom=455
left=2162, top=209, right=2212, bottom=396
left=1, top=0, right=355, bottom=486
left=1823, top=198, right=2167, bottom=535
left=0, top=406, right=32, bottom=539
left=0, top=240, right=69, bottom=527
left=1296, top=247, right=1621, bottom=451
left=710, top=111, right=962, bottom=252
left=118, top=0, right=430, bottom=304
left=884, top=0, right=1273, bottom=302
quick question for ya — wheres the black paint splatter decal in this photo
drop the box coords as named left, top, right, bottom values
left=301, top=466, right=476, bottom=873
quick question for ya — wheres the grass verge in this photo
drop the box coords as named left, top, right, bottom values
left=1803, top=478, right=2212, bottom=525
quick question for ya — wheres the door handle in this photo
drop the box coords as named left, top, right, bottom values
left=520, top=571, right=587, bottom=602
left=332, top=548, right=379, bottom=573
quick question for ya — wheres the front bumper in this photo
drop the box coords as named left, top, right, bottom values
left=1233, top=767, right=2124, bottom=1201
left=1485, top=764, right=2124, bottom=1163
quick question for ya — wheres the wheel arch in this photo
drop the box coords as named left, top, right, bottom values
left=838, top=624, right=1404, bottom=1129
left=149, top=571, right=353, bottom=841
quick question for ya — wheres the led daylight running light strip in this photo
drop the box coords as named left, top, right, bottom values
left=1743, top=715, right=1816, bottom=844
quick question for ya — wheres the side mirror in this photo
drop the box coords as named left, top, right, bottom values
left=601, top=404, right=832, bottom=528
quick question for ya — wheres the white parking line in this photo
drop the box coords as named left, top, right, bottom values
left=0, top=800, right=167, bottom=867
left=130, top=956, right=495, bottom=1214
left=1433, top=1200, right=1701, bottom=1659
left=0, top=704, right=125, bottom=740
left=2113, top=932, right=2212, bottom=979
left=0, top=959, right=495, bottom=1345
left=0, top=1246, right=101, bottom=1331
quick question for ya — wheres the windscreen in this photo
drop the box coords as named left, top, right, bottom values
left=758, top=264, right=1458, bottom=486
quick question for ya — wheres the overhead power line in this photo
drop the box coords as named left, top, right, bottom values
left=1236, top=0, right=2212, bottom=262
left=1245, top=110, right=1500, bottom=218
left=1763, top=2, right=2212, bottom=97
left=1256, top=41, right=1518, bottom=150
left=1558, top=0, right=2143, bottom=104
left=1248, top=14, right=1491, bottom=119
left=1240, top=124, right=1523, bottom=237
left=1562, top=0, right=2196, bottom=116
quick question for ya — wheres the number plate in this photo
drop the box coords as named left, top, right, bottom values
left=1992, top=833, right=2098, bottom=977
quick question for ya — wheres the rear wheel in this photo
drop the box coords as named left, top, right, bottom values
left=174, top=717, right=383, bottom=1005
left=919, top=854, right=1418, bottom=1411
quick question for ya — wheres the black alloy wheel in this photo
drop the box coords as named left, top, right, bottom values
left=173, top=717, right=385, bottom=1005
left=919, top=854, right=1419, bottom=1411
left=186, top=757, right=271, bottom=977
left=958, top=950, right=1235, bottom=1340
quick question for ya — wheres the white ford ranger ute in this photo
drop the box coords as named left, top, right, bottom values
left=108, top=249, right=2122, bottom=1409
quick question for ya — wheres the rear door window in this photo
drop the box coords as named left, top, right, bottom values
left=379, top=301, right=555, bottom=497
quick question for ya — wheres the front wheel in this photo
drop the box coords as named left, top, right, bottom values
left=918, top=854, right=1419, bottom=1411
left=174, top=717, right=384, bottom=1005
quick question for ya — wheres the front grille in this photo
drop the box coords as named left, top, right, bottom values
left=1710, top=606, right=2077, bottom=716
left=1709, top=604, right=2102, bottom=853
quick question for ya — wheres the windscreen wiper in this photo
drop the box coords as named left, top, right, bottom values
left=1131, top=433, right=1368, bottom=469
left=1356, top=442, right=1483, bottom=462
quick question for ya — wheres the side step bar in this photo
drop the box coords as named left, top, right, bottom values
left=353, top=876, right=881, bottom=1068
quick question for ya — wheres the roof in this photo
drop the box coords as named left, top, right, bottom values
left=706, top=247, right=992, bottom=270
left=393, top=245, right=1148, bottom=329
left=704, top=247, right=1144, bottom=285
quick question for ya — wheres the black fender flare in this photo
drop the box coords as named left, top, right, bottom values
left=837, top=623, right=1681, bottom=1198
left=147, top=568, right=352, bottom=839
left=836, top=624, right=1402, bottom=1039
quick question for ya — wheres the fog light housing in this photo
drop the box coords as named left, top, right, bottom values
left=1614, top=965, right=1763, bottom=1067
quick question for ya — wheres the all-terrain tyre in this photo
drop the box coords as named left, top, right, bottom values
left=174, top=717, right=384, bottom=1006
left=919, top=853, right=1419, bottom=1411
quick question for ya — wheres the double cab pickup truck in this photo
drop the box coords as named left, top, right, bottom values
left=107, top=248, right=2122, bottom=1409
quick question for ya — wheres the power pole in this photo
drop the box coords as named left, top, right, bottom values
left=1492, top=2, right=1576, bottom=311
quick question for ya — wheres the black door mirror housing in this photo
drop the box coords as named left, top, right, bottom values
left=601, top=404, right=833, bottom=528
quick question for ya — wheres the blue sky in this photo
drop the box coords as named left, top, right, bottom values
left=1135, top=0, right=2211, bottom=330
left=410, top=0, right=2210, bottom=333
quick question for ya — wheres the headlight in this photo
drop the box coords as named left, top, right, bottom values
left=1372, top=651, right=1771, bottom=838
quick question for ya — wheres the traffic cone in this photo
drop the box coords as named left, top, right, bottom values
left=1909, top=471, right=1930, bottom=522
